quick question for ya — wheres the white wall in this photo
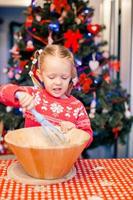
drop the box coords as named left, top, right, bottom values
left=128, top=0, right=133, bottom=157
left=89, top=0, right=103, bottom=24
left=120, top=0, right=132, bottom=92
left=119, top=0, right=133, bottom=157
left=90, top=0, right=117, bottom=52
left=0, top=0, right=30, bottom=7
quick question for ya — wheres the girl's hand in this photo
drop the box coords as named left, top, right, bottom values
left=15, top=91, right=35, bottom=112
left=60, top=121, right=76, bottom=133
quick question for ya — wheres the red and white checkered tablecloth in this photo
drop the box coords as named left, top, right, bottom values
left=0, top=158, right=133, bottom=200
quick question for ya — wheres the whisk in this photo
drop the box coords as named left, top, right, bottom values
left=15, top=92, right=66, bottom=146
left=31, top=109, right=66, bottom=145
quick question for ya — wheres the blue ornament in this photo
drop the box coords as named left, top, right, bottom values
left=84, top=8, right=90, bottom=14
left=48, top=22, right=60, bottom=32
left=95, top=52, right=103, bottom=61
left=75, top=58, right=82, bottom=66
left=93, top=76, right=103, bottom=88
left=83, top=7, right=94, bottom=15
left=14, top=108, right=22, bottom=115
left=31, top=0, right=36, bottom=8
left=87, top=32, right=92, bottom=38
left=84, top=33, right=93, bottom=42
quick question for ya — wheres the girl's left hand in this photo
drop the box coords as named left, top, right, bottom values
left=60, top=121, right=76, bottom=133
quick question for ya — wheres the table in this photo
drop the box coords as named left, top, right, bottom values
left=0, top=158, right=133, bottom=200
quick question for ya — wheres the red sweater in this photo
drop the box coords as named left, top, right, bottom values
left=0, top=84, right=93, bottom=146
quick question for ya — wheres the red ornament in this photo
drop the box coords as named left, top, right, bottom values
left=19, top=60, right=28, bottom=69
left=110, top=60, right=120, bottom=72
left=26, top=40, right=35, bottom=52
left=103, top=73, right=111, bottom=83
left=64, top=29, right=83, bottom=53
left=32, top=28, right=36, bottom=32
left=79, top=73, right=93, bottom=93
left=87, top=24, right=101, bottom=35
left=53, top=0, right=70, bottom=14
left=25, top=15, right=33, bottom=28
left=40, top=19, right=51, bottom=25
left=79, top=73, right=87, bottom=85
left=82, top=78, right=93, bottom=93
left=10, top=44, right=19, bottom=55
left=112, top=127, right=121, bottom=139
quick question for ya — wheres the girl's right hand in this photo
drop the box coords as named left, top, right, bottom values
left=15, top=91, right=35, bottom=112
left=60, top=121, right=76, bottom=133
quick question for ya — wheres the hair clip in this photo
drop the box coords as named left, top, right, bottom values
left=38, top=49, right=43, bottom=54
left=32, top=58, right=38, bottom=65
left=29, top=71, right=34, bottom=77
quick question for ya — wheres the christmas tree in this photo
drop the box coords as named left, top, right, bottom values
left=0, top=0, right=132, bottom=156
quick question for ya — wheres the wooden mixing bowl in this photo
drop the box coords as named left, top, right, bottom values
left=5, top=126, right=89, bottom=179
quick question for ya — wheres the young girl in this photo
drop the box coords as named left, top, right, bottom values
left=0, top=45, right=93, bottom=146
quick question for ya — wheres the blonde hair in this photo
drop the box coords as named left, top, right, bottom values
left=30, top=45, right=78, bottom=94
left=40, top=44, right=74, bottom=65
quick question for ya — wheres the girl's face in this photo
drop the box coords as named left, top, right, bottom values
left=40, top=55, right=72, bottom=98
